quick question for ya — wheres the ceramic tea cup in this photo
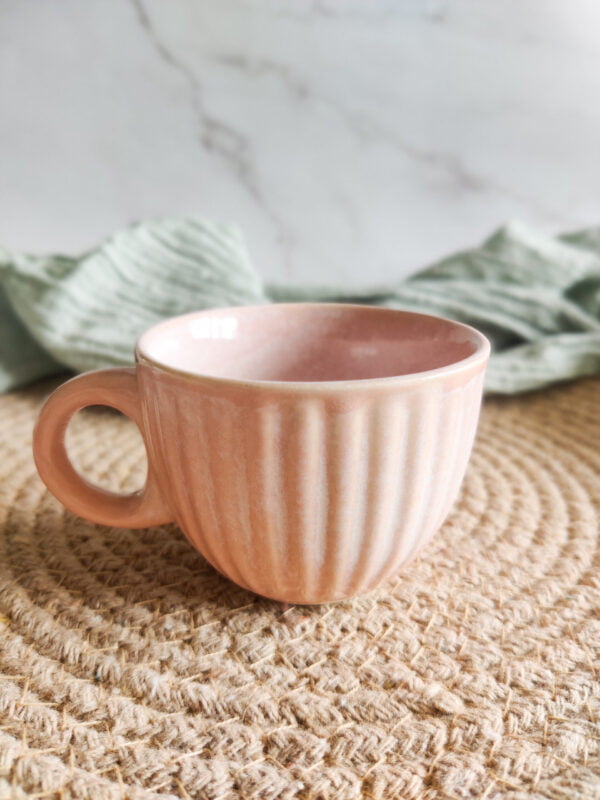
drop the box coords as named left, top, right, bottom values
left=33, top=304, right=489, bottom=604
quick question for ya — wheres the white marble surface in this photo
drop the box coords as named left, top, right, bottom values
left=1, top=0, right=600, bottom=284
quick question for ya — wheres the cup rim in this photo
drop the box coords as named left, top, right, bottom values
left=135, top=303, right=491, bottom=391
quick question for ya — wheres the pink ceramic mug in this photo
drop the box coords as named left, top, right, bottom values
left=33, top=304, right=489, bottom=604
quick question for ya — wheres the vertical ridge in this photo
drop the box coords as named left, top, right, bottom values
left=399, top=383, right=445, bottom=566
left=249, top=402, right=286, bottom=599
left=431, top=375, right=484, bottom=537
left=317, top=399, right=369, bottom=601
left=410, top=385, right=463, bottom=559
left=344, top=397, right=407, bottom=596
left=173, top=393, right=228, bottom=579
left=378, top=385, right=441, bottom=583
left=279, top=398, right=326, bottom=602
left=225, top=405, right=257, bottom=591
left=433, top=385, right=469, bottom=534
left=368, top=393, right=413, bottom=589
left=197, top=400, right=249, bottom=591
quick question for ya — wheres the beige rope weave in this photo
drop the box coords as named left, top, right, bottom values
left=0, top=377, right=599, bottom=799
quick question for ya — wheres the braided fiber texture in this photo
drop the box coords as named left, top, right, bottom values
left=0, top=378, right=599, bottom=799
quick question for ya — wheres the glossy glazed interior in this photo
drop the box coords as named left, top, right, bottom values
left=137, top=304, right=485, bottom=383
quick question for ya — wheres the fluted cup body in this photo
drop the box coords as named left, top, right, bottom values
left=135, top=305, right=489, bottom=603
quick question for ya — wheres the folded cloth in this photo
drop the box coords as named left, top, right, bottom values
left=1, top=218, right=600, bottom=394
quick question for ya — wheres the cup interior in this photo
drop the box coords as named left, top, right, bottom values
left=137, top=304, right=487, bottom=383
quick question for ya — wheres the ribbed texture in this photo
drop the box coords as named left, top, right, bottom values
left=141, top=369, right=485, bottom=603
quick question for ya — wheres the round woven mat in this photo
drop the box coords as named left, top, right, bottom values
left=0, top=378, right=599, bottom=800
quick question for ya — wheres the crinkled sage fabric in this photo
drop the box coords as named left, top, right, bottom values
left=1, top=218, right=600, bottom=394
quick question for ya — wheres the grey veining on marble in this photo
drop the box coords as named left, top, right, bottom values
left=1, top=0, right=600, bottom=284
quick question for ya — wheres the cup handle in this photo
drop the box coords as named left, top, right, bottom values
left=33, top=367, right=172, bottom=528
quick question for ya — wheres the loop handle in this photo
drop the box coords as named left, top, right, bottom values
left=33, top=368, right=172, bottom=528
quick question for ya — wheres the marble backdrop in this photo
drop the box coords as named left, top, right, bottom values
left=1, top=0, right=600, bottom=284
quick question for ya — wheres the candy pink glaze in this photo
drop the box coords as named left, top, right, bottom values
left=34, top=304, right=490, bottom=604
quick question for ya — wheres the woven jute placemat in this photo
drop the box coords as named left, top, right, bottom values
left=0, top=377, right=598, bottom=800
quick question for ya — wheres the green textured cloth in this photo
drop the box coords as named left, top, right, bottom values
left=1, top=217, right=600, bottom=394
